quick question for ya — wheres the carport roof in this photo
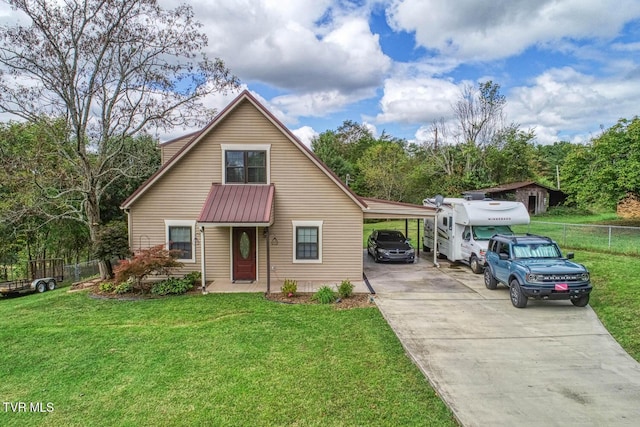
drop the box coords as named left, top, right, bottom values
left=361, top=197, right=436, bottom=219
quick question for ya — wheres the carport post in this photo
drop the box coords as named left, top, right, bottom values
left=433, top=213, right=440, bottom=267
left=417, top=219, right=420, bottom=256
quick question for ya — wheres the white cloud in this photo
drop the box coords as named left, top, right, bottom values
left=507, top=67, right=640, bottom=144
left=376, top=77, right=461, bottom=124
left=291, top=125, right=318, bottom=147
left=178, top=0, right=390, bottom=96
left=386, top=0, right=640, bottom=61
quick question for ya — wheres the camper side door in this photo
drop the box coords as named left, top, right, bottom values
left=460, top=226, right=472, bottom=260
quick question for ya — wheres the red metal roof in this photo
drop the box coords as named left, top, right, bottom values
left=198, top=184, right=275, bottom=225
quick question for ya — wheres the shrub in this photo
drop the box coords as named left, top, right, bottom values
left=114, top=280, right=134, bottom=295
left=99, top=282, right=115, bottom=293
left=113, top=244, right=183, bottom=289
left=338, top=279, right=354, bottom=298
left=184, top=271, right=202, bottom=287
left=281, top=279, right=297, bottom=297
left=151, top=277, right=193, bottom=296
left=311, top=286, right=337, bottom=304
left=543, top=205, right=592, bottom=217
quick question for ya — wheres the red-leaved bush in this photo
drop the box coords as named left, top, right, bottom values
left=113, top=244, right=183, bottom=289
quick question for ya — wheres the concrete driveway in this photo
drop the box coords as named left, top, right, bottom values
left=365, top=251, right=640, bottom=426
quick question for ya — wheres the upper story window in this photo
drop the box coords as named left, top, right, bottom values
left=226, top=151, right=266, bottom=183
left=221, top=144, right=271, bottom=184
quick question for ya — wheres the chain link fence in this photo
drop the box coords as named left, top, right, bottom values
left=64, top=260, right=103, bottom=283
left=512, top=221, right=640, bottom=255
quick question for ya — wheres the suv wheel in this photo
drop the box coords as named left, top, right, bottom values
left=470, top=255, right=483, bottom=274
left=484, top=267, right=498, bottom=290
left=571, top=294, right=590, bottom=307
left=509, top=279, right=528, bottom=308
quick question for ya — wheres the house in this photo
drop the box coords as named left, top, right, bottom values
left=121, top=91, right=435, bottom=292
left=467, top=181, right=567, bottom=215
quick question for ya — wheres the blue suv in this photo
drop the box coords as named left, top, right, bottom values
left=484, top=234, right=592, bottom=308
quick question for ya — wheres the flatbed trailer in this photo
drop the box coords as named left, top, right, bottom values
left=0, top=259, right=64, bottom=296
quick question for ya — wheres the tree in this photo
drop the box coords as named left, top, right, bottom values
left=485, top=126, right=537, bottom=184
left=562, top=117, right=640, bottom=209
left=93, top=221, right=132, bottom=278
left=357, top=143, right=410, bottom=201
left=311, top=130, right=354, bottom=183
left=453, top=81, right=506, bottom=147
left=535, top=141, right=574, bottom=188
left=0, top=0, right=239, bottom=277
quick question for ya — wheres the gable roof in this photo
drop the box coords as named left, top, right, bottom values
left=120, top=90, right=367, bottom=210
left=471, top=181, right=564, bottom=194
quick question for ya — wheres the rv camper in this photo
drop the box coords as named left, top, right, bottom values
left=423, top=196, right=530, bottom=273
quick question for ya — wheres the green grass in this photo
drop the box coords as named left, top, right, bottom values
left=364, top=219, right=423, bottom=249
left=577, top=251, right=640, bottom=361
left=0, top=291, right=456, bottom=427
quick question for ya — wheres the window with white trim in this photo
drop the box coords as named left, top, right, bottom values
left=165, top=220, right=196, bottom=263
left=292, top=220, right=323, bottom=263
left=221, top=144, right=271, bottom=184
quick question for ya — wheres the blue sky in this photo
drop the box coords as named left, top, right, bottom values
left=3, top=0, right=640, bottom=146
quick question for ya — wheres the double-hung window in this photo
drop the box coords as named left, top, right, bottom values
left=165, top=220, right=196, bottom=263
left=292, top=220, right=323, bottom=263
left=225, top=150, right=267, bottom=183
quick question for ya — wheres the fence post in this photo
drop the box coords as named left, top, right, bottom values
left=563, top=224, right=567, bottom=246
left=608, top=226, right=612, bottom=249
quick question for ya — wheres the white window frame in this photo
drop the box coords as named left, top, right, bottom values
left=292, top=220, right=323, bottom=264
left=165, top=220, right=196, bottom=263
left=221, top=144, right=271, bottom=184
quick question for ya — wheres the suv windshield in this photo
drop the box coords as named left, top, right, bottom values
left=512, top=243, right=561, bottom=258
left=473, top=225, right=513, bottom=240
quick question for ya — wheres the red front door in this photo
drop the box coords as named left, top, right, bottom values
left=233, top=227, right=256, bottom=281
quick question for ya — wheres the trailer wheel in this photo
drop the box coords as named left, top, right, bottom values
left=36, top=281, right=47, bottom=293
left=423, top=244, right=431, bottom=252
left=47, top=280, right=56, bottom=291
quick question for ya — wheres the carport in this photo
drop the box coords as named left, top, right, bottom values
left=361, top=197, right=438, bottom=263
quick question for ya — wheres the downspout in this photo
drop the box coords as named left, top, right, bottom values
left=265, top=227, right=271, bottom=294
left=200, top=226, right=207, bottom=294
left=124, top=208, right=132, bottom=250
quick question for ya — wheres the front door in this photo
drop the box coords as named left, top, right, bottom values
left=233, top=227, right=256, bottom=281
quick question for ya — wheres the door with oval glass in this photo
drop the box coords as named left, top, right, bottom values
left=233, top=227, right=256, bottom=281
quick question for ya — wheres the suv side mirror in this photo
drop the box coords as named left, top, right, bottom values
left=499, top=253, right=510, bottom=260
left=566, top=252, right=574, bottom=259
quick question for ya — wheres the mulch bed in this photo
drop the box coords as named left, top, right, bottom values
left=264, top=292, right=375, bottom=309
left=70, top=279, right=376, bottom=309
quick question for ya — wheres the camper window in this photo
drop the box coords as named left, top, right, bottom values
left=473, top=225, right=514, bottom=240
left=463, top=226, right=471, bottom=240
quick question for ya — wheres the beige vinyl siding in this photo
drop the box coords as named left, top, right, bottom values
left=160, top=134, right=193, bottom=165
left=219, top=102, right=362, bottom=283
left=128, top=124, right=222, bottom=276
left=128, top=98, right=363, bottom=283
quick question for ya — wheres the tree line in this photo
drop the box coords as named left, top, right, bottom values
left=312, top=83, right=640, bottom=211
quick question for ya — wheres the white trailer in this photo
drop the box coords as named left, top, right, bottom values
left=423, top=196, right=530, bottom=273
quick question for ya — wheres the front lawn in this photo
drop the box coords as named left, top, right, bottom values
left=0, top=291, right=456, bottom=426
left=578, top=252, right=640, bottom=361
